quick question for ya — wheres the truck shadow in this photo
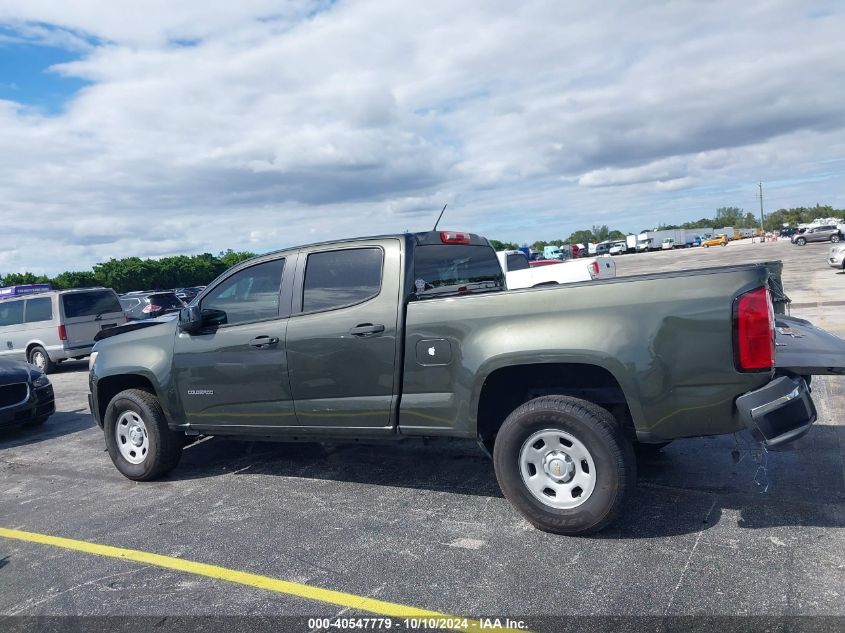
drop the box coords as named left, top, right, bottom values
left=173, top=427, right=844, bottom=538
left=0, top=409, right=95, bottom=451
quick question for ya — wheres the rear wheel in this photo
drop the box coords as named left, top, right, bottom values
left=104, top=389, right=183, bottom=481
left=493, top=396, right=635, bottom=535
left=28, top=346, right=56, bottom=374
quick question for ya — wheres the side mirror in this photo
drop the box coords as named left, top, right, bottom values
left=178, top=305, right=203, bottom=334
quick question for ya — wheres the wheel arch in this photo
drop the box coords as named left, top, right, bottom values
left=475, top=361, right=636, bottom=454
left=95, top=373, right=167, bottom=429
left=25, top=340, right=49, bottom=360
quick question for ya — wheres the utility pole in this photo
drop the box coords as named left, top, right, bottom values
left=758, top=181, right=765, bottom=244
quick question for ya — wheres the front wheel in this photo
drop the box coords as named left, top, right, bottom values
left=831, top=234, right=841, bottom=243
left=796, top=237, right=806, bottom=246
left=493, top=396, right=635, bottom=535
left=104, top=389, right=184, bottom=481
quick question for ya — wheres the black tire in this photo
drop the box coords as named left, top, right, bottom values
left=28, top=345, right=56, bottom=374
left=493, top=396, right=635, bottom=535
left=796, top=237, right=806, bottom=246
left=103, top=388, right=183, bottom=481
left=831, top=234, right=841, bottom=243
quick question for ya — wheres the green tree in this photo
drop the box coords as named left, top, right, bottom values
left=51, top=271, right=99, bottom=289
left=489, top=239, right=519, bottom=251
left=0, top=272, right=50, bottom=286
left=591, top=224, right=610, bottom=242
left=567, top=230, right=596, bottom=244
left=217, top=249, right=257, bottom=270
left=714, top=207, right=744, bottom=227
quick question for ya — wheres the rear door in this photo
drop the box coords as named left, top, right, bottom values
left=285, top=239, right=402, bottom=430
left=60, top=290, right=126, bottom=347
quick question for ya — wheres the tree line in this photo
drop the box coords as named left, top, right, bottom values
left=0, top=250, right=256, bottom=294
left=492, top=204, right=845, bottom=252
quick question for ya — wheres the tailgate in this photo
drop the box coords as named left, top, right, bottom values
left=775, top=315, right=845, bottom=375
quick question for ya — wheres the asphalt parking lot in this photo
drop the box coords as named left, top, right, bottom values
left=1, top=238, right=844, bottom=631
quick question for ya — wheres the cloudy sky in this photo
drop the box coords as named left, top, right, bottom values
left=1, top=1, right=844, bottom=275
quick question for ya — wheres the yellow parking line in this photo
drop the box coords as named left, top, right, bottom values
left=0, top=527, right=521, bottom=632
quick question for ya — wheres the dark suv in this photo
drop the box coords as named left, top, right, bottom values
left=792, top=225, right=842, bottom=245
left=119, top=292, right=185, bottom=321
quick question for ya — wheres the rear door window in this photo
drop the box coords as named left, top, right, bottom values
left=24, top=297, right=53, bottom=323
left=302, top=248, right=383, bottom=313
left=62, top=291, right=123, bottom=319
left=0, top=300, right=24, bottom=327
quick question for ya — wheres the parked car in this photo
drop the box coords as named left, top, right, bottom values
left=174, top=287, right=204, bottom=303
left=792, top=225, right=842, bottom=245
left=120, top=292, right=185, bottom=321
left=701, top=235, right=728, bottom=247
left=608, top=241, right=627, bottom=256
left=777, top=227, right=800, bottom=239
left=828, top=244, right=845, bottom=270
left=0, top=358, right=55, bottom=429
left=89, top=229, right=845, bottom=535
left=0, top=288, right=125, bottom=373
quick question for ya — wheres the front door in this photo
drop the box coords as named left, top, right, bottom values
left=172, top=256, right=295, bottom=432
left=285, top=240, right=402, bottom=430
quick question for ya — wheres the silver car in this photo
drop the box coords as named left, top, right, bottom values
left=0, top=288, right=126, bottom=372
left=792, top=225, right=842, bottom=245
left=829, top=243, right=845, bottom=270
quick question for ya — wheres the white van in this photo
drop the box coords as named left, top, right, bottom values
left=0, top=288, right=126, bottom=372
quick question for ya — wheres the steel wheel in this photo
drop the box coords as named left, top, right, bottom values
left=115, top=410, right=149, bottom=465
left=30, top=350, right=46, bottom=370
left=519, top=428, right=596, bottom=509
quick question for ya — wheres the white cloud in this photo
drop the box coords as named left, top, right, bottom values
left=1, top=0, right=845, bottom=274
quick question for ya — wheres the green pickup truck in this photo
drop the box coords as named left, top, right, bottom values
left=88, top=230, right=845, bottom=534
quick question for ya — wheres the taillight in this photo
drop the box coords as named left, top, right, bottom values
left=142, top=304, right=161, bottom=313
left=57, top=324, right=67, bottom=341
left=440, top=231, right=471, bottom=245
left=733, top=287, right=775, bottom=372
left=590, top=261, right=600, bottom=278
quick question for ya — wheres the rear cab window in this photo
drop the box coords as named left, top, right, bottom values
left=413, top=233, right=504, bottom=299
left=61, top=290, right=123, bottom=319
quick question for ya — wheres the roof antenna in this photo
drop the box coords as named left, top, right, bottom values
left=432, top=203, right=448, bottom=231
